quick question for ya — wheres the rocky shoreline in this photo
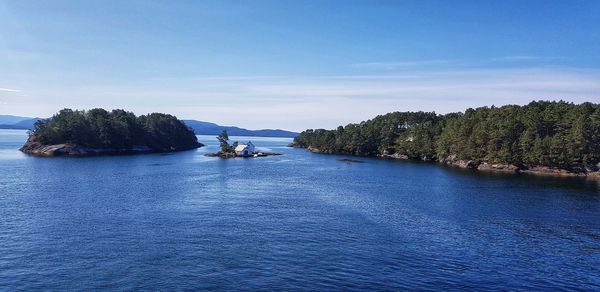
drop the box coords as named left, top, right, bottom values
left=294, top=145, right=600, bottom=179
left=438, top=155, right=600, bottom=178
left=20, top=141, right=203, bottom=157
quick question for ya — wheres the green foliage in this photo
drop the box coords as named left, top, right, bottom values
left=31, top=108, right=199, bottom=151
left=294, top=101, right=600, bottom=169
left=217, top=130, right=233, bottom=152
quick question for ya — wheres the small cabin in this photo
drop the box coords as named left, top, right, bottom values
left=234, top=141, right=255, bottom=156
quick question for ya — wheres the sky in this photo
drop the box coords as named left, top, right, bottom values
left=0, top=0, right=599, bottom=131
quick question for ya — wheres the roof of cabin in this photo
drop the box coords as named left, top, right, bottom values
left=234, top=142, right=254, bottom=152
left=234, top=144, right=247, bottom=151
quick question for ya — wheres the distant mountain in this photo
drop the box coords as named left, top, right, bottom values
left=0, top=115, right=31, bottom=125
left=0, top=116, right=298, bottom=138
left=13, top=118, right=42, bottom=129
left=182, top=120, right=298, bottom=138
left=0, top=118, right=43, bottom=130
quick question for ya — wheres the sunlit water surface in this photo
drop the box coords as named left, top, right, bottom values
left=0, top=129, right=599, bottom=290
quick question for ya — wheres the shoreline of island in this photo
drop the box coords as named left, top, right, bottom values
left=20, top=141, right=203, bottom=157
left=288, top=144, right=600, bottom=180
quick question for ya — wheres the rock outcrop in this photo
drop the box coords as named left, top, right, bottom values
left=307, top=146, right=333, bottom=153
left=477, top=162, right=520, bottom=173
left=439, top=154, right=600, bottom=178
left=379, top=153, right=409, bottom=160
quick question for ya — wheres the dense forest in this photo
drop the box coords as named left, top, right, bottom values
left=294, top=101, right=600, bottom=170
left=29, top=108, right=201, bottom=151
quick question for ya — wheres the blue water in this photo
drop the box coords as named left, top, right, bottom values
left=0, top=129, right=599, bottom=290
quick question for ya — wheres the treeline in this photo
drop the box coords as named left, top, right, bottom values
left=294, top=101, right=600, bottom=169
left=31, top=108, right=200, bottom=151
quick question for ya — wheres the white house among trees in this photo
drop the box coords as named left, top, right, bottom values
left=234, top=141, right=255, bottom=156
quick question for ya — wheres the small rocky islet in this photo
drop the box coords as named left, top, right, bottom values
left=206, top=132, right=281, bottom=159
left=204, top=151, right=282, bottom=159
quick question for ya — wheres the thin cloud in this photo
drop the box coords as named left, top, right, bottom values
left=3, top=68, right=599, bottom=131
left=352, top=57, right=566, bottom=71
left=243, top=68, right=600, bottom=100
left=0, top=87, right=20, bottom=92
left=351, top=60, right=456, bottom=70
left=490, top=56, right=563, bottom=62
left=147, top=75, right=283, bottom=82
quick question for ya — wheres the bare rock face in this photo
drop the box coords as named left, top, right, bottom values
left=379, top=153, right=409, bottom=160
left=520, top=166, right=587, bottom=177
left=477, top=162, right=520, bottom=173
left=460, top=160, right=480, bottom=169
left=439, top=154, right=457, bottom=165
left=439, top=155, right=479, bottom=169
left=307, top=146, right=323, bottom=153
left=19, top=140, right=156, bottom=156
left=19, top=141, right=83, bottom=156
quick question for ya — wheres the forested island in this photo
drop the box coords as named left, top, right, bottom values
left=292, top=101, right=600, bottom=178
left=20, top=108, right=203, bottom=156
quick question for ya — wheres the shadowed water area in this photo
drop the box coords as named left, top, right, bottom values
left=0, top=129, right=599, bottom=290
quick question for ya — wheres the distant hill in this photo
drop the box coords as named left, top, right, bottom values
left=0, top=115, right=298, bottom=138
left=0, top=118, right=43, bottom=130
left=182, top=120, right=298, bottom=138
left=0, top=115, right=31, bottom=125
left=13, top=118, right=42, bottom=129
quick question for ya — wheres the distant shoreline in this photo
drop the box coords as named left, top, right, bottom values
left=0, top=120, right=299, bottom=138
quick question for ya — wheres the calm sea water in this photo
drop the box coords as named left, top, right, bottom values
left=0, top=129, right=599, bottom=290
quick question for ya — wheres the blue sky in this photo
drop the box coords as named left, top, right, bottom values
left=0, top=0, right=599, bottom=131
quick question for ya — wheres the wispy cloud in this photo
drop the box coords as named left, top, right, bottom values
left=3, top=68, right=599, bottom=131
left=490, top=56, right=563, bottom=62
left=0, top=87, right=20, bottom=92
left=147, top=75, right=283, bottom=82
left=238, top=69, right=600, bottom=100
left=352, top=56, right=566, bottom=71
left=351, top=60, right=456, bottom=70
